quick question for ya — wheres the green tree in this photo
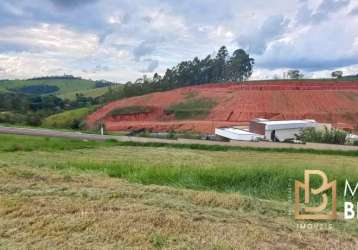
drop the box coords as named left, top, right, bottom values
left=227, top=49, right=254, bottom=82
left=212, top=46, right=229, bottom=82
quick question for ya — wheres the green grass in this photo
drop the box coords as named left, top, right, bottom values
left=58, top=86, right=113, bottom=100
left=0, top=79, right=98, bottom=96
left=0, top=133, right=354, bottom=210
left=57, top=159, right=352, bottom=209
left=2, top=133, right=358, bottom=157
left=2, top=134, right=358, bottom=211
left=107, top=105, right=152, bottom=116
left=165, top=97, right=217, bottom=120
left=0, top=134, right=113, bottom=152
left=42, top=107, right=96, bottom=129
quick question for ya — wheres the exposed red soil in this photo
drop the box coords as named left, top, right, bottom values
left=87, top=80, right=358, bottom=133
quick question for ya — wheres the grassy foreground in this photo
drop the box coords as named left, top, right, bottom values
left=1, top=134, right=358, bottom=249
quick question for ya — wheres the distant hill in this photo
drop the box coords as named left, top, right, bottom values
left=0, top=76, right=117, bottom=100
left=342, top=74, right=358, bottom=80
left=87, top=79, right=358, bottom=133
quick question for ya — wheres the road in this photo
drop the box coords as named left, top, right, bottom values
left=1, top=125, right=358, bottom=152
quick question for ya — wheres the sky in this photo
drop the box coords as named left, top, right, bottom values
left=0, top=0, right=358, bottom=82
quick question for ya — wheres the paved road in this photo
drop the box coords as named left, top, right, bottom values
left=1, top=125, right=357, bottom=152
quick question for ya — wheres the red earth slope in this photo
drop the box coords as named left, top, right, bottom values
left=87, top=80, right=358, bottom=133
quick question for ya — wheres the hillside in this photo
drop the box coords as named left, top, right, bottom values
left=0, top=78, right=114, bottom=99
left=87, top=80, right=358, bottom=133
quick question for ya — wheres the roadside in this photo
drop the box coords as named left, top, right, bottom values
left=1, top=125, right=358, bottom=152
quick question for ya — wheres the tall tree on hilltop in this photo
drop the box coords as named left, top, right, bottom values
left=227, top=49, right=255, bottom=82
left=212, top=46, right=229, bottom=82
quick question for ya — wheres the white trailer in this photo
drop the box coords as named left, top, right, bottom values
left=215, top=127, right=264, bottom=141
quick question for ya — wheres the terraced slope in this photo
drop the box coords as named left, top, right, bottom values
left=87, top=80, right=358, bottom=133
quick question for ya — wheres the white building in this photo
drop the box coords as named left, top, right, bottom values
left=215, top=127, right=264, bottom=141
left=215, top=118, right=318, bottom=142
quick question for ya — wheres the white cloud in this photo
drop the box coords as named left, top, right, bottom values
left=0, top=0, right=357, bottom=82
left=0, top=24, right=99, bottom=57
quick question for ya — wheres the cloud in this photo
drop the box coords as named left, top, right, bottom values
left=237, top=15, right=289, bottom=55
left=295, top=0, right=351, bottom=25
left=0, top=0, right=357, bottom=82
left=133, top=39, right=161, bottom=61
left=50, top=0, right=98, bottom=9
left=140, top=59, right=159, bottom=73
left=0, top=24, right=98, bottom=57
left=256, top=17, right=358, bottom=71
left=349, top=6, right=358, bottom=16
left=311, top=0, right=350, bottom=23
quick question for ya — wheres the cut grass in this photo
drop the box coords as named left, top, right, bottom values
left=2, top=165, right=356, bottom=249
left=2, top=134, right=358, bottom=248
left=1, top=134, right=357, bottom=210
left=54, top=159, right=355, bottom=210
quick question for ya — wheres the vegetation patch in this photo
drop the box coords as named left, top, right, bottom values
left=52, top=155, right=353, bottom=210
left=108, top=105, right=152, bottom=116
left=42, top=107, right=95, bottom=129
left=0, top=134, right=115, bottom=152
left=165, top=97, right=216, bottom=120
left=298, top=127, right=348, bottom=145
left=9, top=85, right=59, bottom=95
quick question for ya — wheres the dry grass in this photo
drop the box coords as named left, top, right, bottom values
left=1, top=163, right=358, bottom=250
left=2, top=137, right=358, bottom=249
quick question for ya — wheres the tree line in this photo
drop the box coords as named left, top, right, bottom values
left=0, top=92, right=97, bottom=126
left=101, top=46, right=254, bottom=101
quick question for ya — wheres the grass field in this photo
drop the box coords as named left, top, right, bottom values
left=42, top=107, right=96, bottom=129
left=0, top=79, right=112, bottom=99
left=58, top=86, right=114, bottom=100
left=1, top=134, right=358, bottom=249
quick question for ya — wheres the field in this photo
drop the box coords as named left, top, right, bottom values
left=42, top=107, right=96, bottom=129
left=0, top=79, right=110, bottom=99
left=87, top=80, right=358, bottom=133
left=1, top=134, right=358, bottom=249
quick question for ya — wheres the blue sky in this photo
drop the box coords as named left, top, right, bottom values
left=0, top=0, right=358, bottom=82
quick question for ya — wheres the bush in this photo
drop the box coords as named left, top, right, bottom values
left=298, top=127, right=347, bottom=145
left=0, top=112, right=28, bottom=124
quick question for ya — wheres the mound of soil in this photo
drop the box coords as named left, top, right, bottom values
left=87, top=80, right=358, bottom=133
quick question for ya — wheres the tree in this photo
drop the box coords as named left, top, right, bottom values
left=100, top=45, right=255, bottom=102
left=212, top=46, right=229, bottom=82
left=332, top=70, right=343, bottom=79
left=287, top=69, right=303, bottom=79
left=227, top=49, right=254, bottom=82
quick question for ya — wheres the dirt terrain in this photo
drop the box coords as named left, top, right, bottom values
left=87, top=80, right=358, bottom=133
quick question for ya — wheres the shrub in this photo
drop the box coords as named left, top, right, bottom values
left=298, top=127, right=347, bottom=145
